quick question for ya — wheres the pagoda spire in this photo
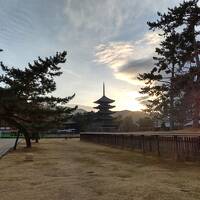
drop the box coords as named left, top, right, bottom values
left=103, top=82, right=105, bottom=96
left=94, top=83, right=116, bottom=131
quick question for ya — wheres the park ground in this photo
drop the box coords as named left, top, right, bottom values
left=0, top=139, right=200, bottom=200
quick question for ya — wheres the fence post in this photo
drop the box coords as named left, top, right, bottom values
left=198, top=136, right=200, bottom=153
left=131, top=135, right=135, bottom=150
left=174, top=136, right=179, bottom=160
left=156, top=135, right=160, bottom=156
left=122, top=134, right=125, bottom=148
left=141, top=135, right=145, bottom=153
left=198, top=137, right=200, bottom=161
left=149, top=136, right=152, bottom=152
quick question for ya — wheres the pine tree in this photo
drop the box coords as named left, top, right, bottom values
left=149, top=0, right=200, bottom=127
left=138, top=31, right=182, bottom=130
left=0, top=51, right=77, bottom=147
left=139, top=0, right=200, bottom=128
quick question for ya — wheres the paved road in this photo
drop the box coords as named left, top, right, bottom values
left=0, top=139, right=16, bottom=157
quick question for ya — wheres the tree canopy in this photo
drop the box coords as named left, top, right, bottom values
left=138, top=0, right=200, bottom=129
left=0, top=51, right=76, bottom=147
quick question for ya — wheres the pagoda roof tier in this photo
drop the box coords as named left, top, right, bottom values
left=94, top=95, right=115, bottom=104
left=94, top=104, right=115, bottom=110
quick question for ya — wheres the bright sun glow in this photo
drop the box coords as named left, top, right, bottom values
left=113, top=91, right=145, bottom=111
left=70, top=88, right=145, bottom=112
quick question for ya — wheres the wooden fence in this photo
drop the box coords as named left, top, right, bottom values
left=80, top=133, right=200, bottom=161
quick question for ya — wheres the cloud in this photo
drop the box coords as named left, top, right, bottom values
left=63, top=0, right=176, bottom=41
left=95, top=32, right=160, bottom=85
left=118, top=58, right=154, bottom=74
left=135, top=31, right=161, bottom=46
left=115, top=58, right=154, bottom=85
left=95, top=42, right=135, bottom=69
left=63, top=0, right=128, bottom=40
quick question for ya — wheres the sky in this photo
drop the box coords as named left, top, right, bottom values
left=0, top=0, right=183, bottom=111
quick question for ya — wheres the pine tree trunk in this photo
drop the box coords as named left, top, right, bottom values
left=24, top=133, right=31, bottom=148
left=169, top=95, right=175, bottom=130
left=4, top=117, right=32, bottom=148
left=35, top=135, right=39, bottom=143
left=20, top=127, right=31, bottom=148
left=13, top=131, right=20, bottom=150
left=193, top=36, right=200, bottom=128
left=169, top=63, right=175, bottom=130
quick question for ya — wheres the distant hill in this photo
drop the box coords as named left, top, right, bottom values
left=113, top=110, right=147, bottom=123
left=73, top=108, right=87, bottom=114
left=70, top=104, right=147, bottom=122
left=68, top=104, right=94, bottom=113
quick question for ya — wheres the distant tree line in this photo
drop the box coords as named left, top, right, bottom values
left=72, top=111, right=96, bottom=132
left=72, top=112, right=154, bottom=132
left=138, top=0, right=200, bottom=129
left=117, top=116, right=154, bottom=132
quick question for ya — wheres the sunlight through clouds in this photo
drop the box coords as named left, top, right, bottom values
left=95, top=42, right=135, bottom=69
left=95, top=32, right=161, bottom=86
left=112, top=90, right=145, bottom=111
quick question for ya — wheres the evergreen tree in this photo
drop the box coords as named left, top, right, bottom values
left=72, top=111, right=96, bottom=131
left=0, top=51, right=76, bottom=147
left=118, top=116, right=138, bottom=132
left=149, top=0, right=200, bottom=127
left=139, top=0, right=200, bottom=128
left=137, top=117, right=154, bottom=131
left=138, top=30, right=182, bottom=130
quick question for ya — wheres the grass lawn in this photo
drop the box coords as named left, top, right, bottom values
left=0, top=139, right=200, bottom=200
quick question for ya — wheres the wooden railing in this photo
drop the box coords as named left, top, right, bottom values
left=80, top=133, right=200, bottom=161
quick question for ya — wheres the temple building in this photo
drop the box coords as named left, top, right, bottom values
left=94, top=83, right=116, bottom=131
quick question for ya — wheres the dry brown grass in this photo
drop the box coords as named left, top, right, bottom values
left=0, top=139, right=200, bottom=200
left=172, top=128, right=200, bottom=133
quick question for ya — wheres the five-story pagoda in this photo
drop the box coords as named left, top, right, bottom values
left=94, top=83, right=116, bottom=131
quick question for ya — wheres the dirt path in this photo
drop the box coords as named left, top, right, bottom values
left=0, top=139, right=200, bottom=200
left=0, top=139, right=15, bottom=157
